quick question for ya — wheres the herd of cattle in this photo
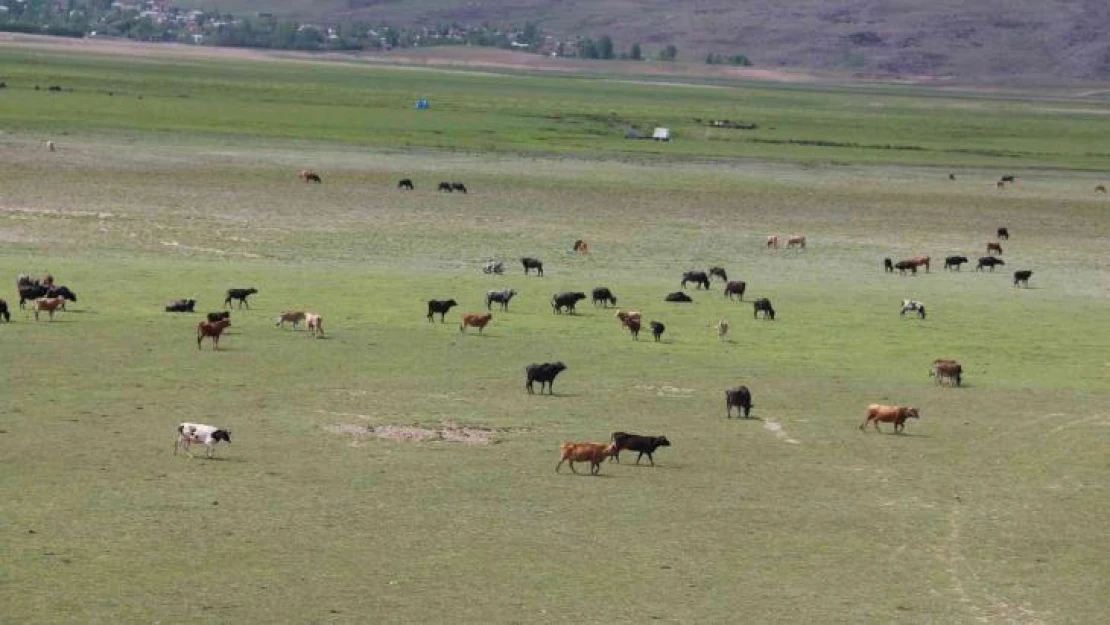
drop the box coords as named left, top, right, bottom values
left=882, top=227, right=1034, bottom=287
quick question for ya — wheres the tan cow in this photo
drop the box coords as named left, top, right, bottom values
left=860, top=404, right=920, bottom=434
left=305, top=313, right=324, bottom=338
left=555, top=441, right=618, bottom=475
left=275, top=311, right=306, bottom=329
left=786, top=235, right=806, bottom=249
left=32, top=296, right=65, bottom=321
left=714, top=319, right=729, bottom=341
left=766, top=235, right=779, bottom=249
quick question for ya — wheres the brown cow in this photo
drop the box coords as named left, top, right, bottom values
left=197, top=318, right=231, bottom=350
left=32, top=296, right=65, bottom=321
left=1096, top=185, right=1107, bottom=194
left=860, top=404, right=920, bottom=434
left=299, top=169, right=322, bottom=183
left=766, top=235, right=779, bottom=249
left=626, top=317, right=641, bottom=340
left=930, top=359, right=962, bottom=387
left=786, top=235, right=806, bottom=249
left=615, top=309, right=642, bottom=329
left=275, top=311, right=306, bottom=329
left=909, top=255, right=931, bottom=273
left=986, top=242, right=1003, bottom=255
left=459, top=312, right=492, bottom=333
left=573, top=239, right=589, bottom=255
left=555, top=441, right=618, bottom=475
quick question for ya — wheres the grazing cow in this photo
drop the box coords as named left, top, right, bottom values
left=714, top=319, right=729, bottom=341
left=573, top=239, right=589, bottom=255
left=0, top=298, right=9, bottom=322
left=976, top=256, right=1005, bottom=272
left=483, top=260, right=504, bottom=275
left=459, top=312, right=492, bottom=333
left=305, top=313, right=325, bottom=338
left=1000, top=175, right=1016, bottom=183
left=525, top=361, right=566, bottom=395
left=884, top=258, right=894, bottom=273
left=591, top=287, right=617, bottom=307
left=397, top=178, right=414, bottom=190
left=438, top=182, right=453, bottom=192
left=930, top=359, right=962, bottom=387
left=681, top=271, right=710, bottom=290
left=427, top=299, right=458, bottom=322
left=19, top=284, right=75, bottom=309
left=708, top=267, right=728, bottom=282
left=555, top=441, right=617, bottom=475
left=197, top=318, right=231, bottom=350
left=610, top=431, right=671, bottom=466
left=1097, top=185, right=1107, bottom=194
left=521, top=257, right=544, bottom=276
left=47, top=140, right=55, bottom=152
left=665, top=291, right=693, bottom=303
left=986, top=241, right=1003, bottom=255
left=33, top=297, right=66, bottom=321
left=299, top=170, right=321, bottom=183
left=165, top=298, right=196, bottom=313
left=724, top=280, right=747, bottom=301
left=551, top=292, right=587, bottom=314
left=787, top=235, right=806, bottom=249
left=626, top=317, right=641, bottom=340
left=725, top=386, right=753, bottom=418
left=900, top=299, right=926, bottom=319
left=451, top=182, right=468, bottom=194
left=753, top=298, right=775, bottom=320
left=948, top=173, right=956, bottom=181
left=944, top=256, right=969, bottom=271
left=910, top=255, right=931, bottom=273
left=997, top=227, right=1010, bottom=240
left=206, top=311, right=230, bottom=323
left=275, top=311, right=306, bottom=329
left=649, top=321, right=665, bottom=342
left=224, top=288, right=258, bottom=309
left=766, top=235, right=779, bottom=249
left=860, top=404, right=920, bottom=434
left=486, top=289, right=517, bottom=311
left=175, top=422, right=231, bottom=458
left=894, top=260, right=918, bottom=275
left=1013, top=270, right=1033, bottom=288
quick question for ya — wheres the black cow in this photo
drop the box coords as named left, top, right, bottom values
left=665, top=291, right=693, bottom=303
left=884, top=258, right=894, bottom=273
left=753, top=298, right=775, bottom=320
left=0, top=298, right=9, bottom=322
left=997, top=227, right=1009, bottom=240
left=525, top=361, right=566, bottom=395
left=949, top=173, right=956, bottom=181
left=945, top=256, right=969, bottom=271
left=438, top=182, right=453, bottom=192
left=165, top=298, right=196, bottom=313
left=724, top=280, right=746, bottom=301
left=1000, top=175, right=1015, bottom=183
left=486, top=289, right=517, bottom=311
left=224, top=288, right=258, bottom=308
left=1013, top=270, right=1033, bottom=287
left=708, top=267, right=728, bottom=282
left=649, top=321, right=665, bottom=342
left=427, top=298, right=458, bottom=322
left=681, top=271, right=710, bottom=290
left=522, top=257, right=544, bottom=276
left=976, top=256, right=1005, bottom=272
left=894, top=260, right=918, bottom=275
left=726, top=386, right=753, bottom=418
left=451, top=182, right=468, bottom=194
left=610, top=431, right=671, bottom=466
left=207, top=311, right=231, bottom=323
left=20, top=284, right=76, bottom=309
left=551, top=292, right=587, bottom=314
left=397, top=179, right=414, bottom=190
left=591, top=287, right=617, bottom=308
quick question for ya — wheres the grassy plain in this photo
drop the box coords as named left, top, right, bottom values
left=1, top=43, right=1108, bottom=624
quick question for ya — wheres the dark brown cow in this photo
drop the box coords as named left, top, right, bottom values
left=196, top=317, right=231, bottom=350
left=986, top=242, right=1003, bottom=255
left=573, top=239, right=589, bottom=255
left=860, top=404, right=920, bottom=433
left=299, top=170, right=322, bottom=183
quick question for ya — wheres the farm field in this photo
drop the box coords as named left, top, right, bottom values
left=1, top=42, right=1109, bottom=624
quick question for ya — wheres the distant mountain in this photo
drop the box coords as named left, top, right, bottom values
left=175, top=0, right=1110, bottom=80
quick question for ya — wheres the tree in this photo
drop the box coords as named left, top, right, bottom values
left=629, top=42, right=642, bottom=60
left=657, top=44, right=677, bottom=61
left=597, top=34, right=614, bottom=59
left=728, top=54, right=752, bottom=66
left=521, top=21, right=538, bottom=45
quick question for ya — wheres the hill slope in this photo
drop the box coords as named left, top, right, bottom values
left=175, top=0, right=1110, bottom=80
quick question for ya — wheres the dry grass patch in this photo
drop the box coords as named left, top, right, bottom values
left=326, top=421, right=513, bottom=444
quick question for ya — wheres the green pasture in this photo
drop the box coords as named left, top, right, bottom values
left=1, top=45, right=1108, bottom=624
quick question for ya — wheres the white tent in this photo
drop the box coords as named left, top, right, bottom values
left=652, top=127, right=671, bottom=141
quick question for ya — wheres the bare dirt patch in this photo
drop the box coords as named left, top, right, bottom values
left=763, top=419, right=800, bottom=444
left=326, top=421, right=509, bottom=445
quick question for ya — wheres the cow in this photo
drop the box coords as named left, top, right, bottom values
left=165, top=298, right=196, bottom=313
left=665, top=291, right=693, bottom=303
left=976, top=256, right=1005, bottom=272
left=305, top=313, right=324, bottom=338
left=894, top=260, right=918, bottom=276
left=948, top=173, right=956, bottom=181
left=299, top=170, right=321, bottom=183
left=573, top=240, right=589, bottom=255
left=482, top=260, right=504, bottom=275
left=438, top=182, right=453, bottom=192
left=525, top=362, right=566, bottom=395
left=196, top=317, right=231, bottom=350
left=1097, top=185, right=1107, bottom=194
left=224, top=288, right=258, bottom=309
left=32, top=297, right=66, bottom=321
left=714, top=319, right=729, bottom=341
left=615, top=309, right=642, bottom=330
left=860, top=404, right=920, bottom=434
left=1013, top=270, right=1033, bottom=288
left=766, top=235, right=779, bottom=249
left=944, top=256, right=969, bottom=271
left=0, top=298, right=9, bottom=322
left=725, top=386, right=753, bottom=418
left=884, top=258, right=894, bottom=273
left=522, top=257, right=544, bottom=276
left=551, top=292, right=587, bottom=314
left=427, top=299, right=458, bottom=322
left=397, top=178, right=414, bottom=190
left=610, top=432, right=671, bottom=466
left=206, top=311, right=230, bottom=324
left=724, top=281, right=746, bottom=301
left=47, top=140, right=55, bottom=152
left=786, top=235, right=806, bottom=249
left=997, top=227, right=1010, bottom=240
left=986, top=242, right=1003, bottom=255
left=451, top=182, right=468, bottom=194
left=681, top=271, right=710, bottom=290
left=626, top=317, right=641, bottom=340
left=708, top=267, right=728, bottom=282
left=930, top=359, right=962, bottom=387
left=591, top=287, right=617, bottom=308
left=555, top=441, right=617, bottom=475
left=275, top=311, right=306, bottom=329
left=649, top=321, right=665, bottom=342
left=900, top=299, right=926, bottom=319
left=997, top=180, right=1006, bottom=189
left=909, top=256, right=931, bottom=273
left=175, top=422, right=231, bottom=458
left=19, top=284, right=76, bottom=309
left=753, top=298, right=775, bottom=320
left=486, top=289, right=517, bottom=312
left=1000, top=175, right=1016, bottom=183
left=459, top=312, right=492, bottom=333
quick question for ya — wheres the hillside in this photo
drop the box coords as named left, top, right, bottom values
left=172, top=0, right=1110, bottom=81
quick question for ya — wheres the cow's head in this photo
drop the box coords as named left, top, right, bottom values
left=654, top=436, right=672, bottom=448
left=551, top=361, right=567, bottom=373
left=904, top=408, right=920, bottom=420
left=213, top=429, right=231, bottom=444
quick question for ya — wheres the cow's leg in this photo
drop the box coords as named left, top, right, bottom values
left=568, top=461, right=578, bottom=474
left=555, top=459, right=564, bottom=473
left=860, top=417, right=871, bottom=431
left=591, top=461, right=601, bottom=475
left=646, top=452, right=655, bottom=467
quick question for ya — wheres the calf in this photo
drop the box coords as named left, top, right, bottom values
left=459, top=312, right=492, bottom=334
left=753, top=298, right=775, bottom=320
left=997, top=227, right=1010, bottom=240
left=1013, top=270, right=1033, bottom=288
left=986, top=241, right=1003, bottom=255
left=884, top=258, right=894, bottom=273
left=224, top=288, right=258, bottom=309
left=427, top=298, right=458, bottom=322
left=681, top=271, right=710, bottom=290
left=0, top=298, right=9, bottom=322
left=944, top=256, right=969, bottom=271
left=175, top=422, right=231, bottom=458
left=521, top=257, right=544, bottom=276
left=626, top=317, right=641, bottom=340
left=525, top=361, right=567, bottom=395
left=397, top=178, right=414, bottom=190
left=165, top=298, right=196, bottom=313
left=610, top=431, right=671, bottom=465
left=725, top=386, right=753, bottom=418
left=860, top=404, right=919, bottom=434
left=207, top=311, right=230, bottom=323
left=275, top=310, right=306, bottom=329
left=486, top=289, right=517, bottom=312
left=723, top=280, right=747, bottom=301
left=930, top=359, right=962, bottom=387
left=665, top=291, right=693, bottom=303
left=708, top=266, right=728, bottom=282
left=551, top=291, right=587, bottom=314
left=555, top=441, right=617, bottom=475
left=305, top=312, right=324, bottom=338
left=900, top=299, right=926, bottom=319
left=976, top=256, right=1005, bottom=272
left=197, top=317, right=231, bottom=350
left=482, top=260, right=504, bottom=275
left=714, top=319, right=729, bottom=341
left=649, top=320, right=665, bottom=342
left=33, top=297, right=65, bottom=321
left=591, top=287, right=617, bottom=307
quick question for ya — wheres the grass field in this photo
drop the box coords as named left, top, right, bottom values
left=1, top=41, right=1109, bottom=624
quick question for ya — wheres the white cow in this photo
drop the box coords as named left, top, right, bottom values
left=900, top=299, right=926, bottom=319
left=175, top=422, right=231, bottom=458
